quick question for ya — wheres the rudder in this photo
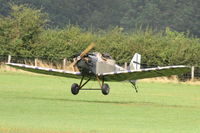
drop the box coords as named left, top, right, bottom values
left=129, top=53, right=141, bottom=70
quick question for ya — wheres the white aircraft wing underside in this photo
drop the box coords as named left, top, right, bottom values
left=6, top=63, right=82, bottom=79
left=99, top=65, right=190, bottom=81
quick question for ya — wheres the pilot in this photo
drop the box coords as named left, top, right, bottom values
left=96, top=52, right=108, bottom=62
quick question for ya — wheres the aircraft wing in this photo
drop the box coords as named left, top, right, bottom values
left=99, top=65, right=190, bottom=81
left=6, top=63, right=82, bottom=79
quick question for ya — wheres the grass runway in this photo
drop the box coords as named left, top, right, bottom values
left=0, top=71, right=200, bottom=133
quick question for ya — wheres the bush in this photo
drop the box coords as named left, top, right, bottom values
left=1, top=4, right=200, bottom=67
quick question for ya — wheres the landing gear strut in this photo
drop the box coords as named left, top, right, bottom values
left=71, top=75, right=110, bottom=95
left=129, top=80, right=138, bottom=93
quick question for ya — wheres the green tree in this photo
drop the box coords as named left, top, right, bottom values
left=0, top=3, right=48, bottom=57
left=1, top=0, right=199, bottom=36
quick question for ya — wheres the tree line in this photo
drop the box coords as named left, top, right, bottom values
left=0, top=4, right=200, bottom=67
left=0, top=0, right=200, bottom=37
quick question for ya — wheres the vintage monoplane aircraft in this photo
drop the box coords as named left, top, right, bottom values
left=6, top=43, right=190, bottom=95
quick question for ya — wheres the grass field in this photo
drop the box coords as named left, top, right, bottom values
left=0, top=70, right=200, bottom=133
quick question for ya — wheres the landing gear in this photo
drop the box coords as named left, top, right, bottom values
left=101, top=83, right=110, bottom=95
left=70, top=75, right=110, bottom=95
left=129, top=80, right=138, bottom=93
left=71, top=83, right=79, bottom=95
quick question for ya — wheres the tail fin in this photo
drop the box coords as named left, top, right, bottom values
left=129, top=53, right=141, bottom=70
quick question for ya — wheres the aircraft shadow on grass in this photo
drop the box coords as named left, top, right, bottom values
left=13, top=96, right=199, bottom=109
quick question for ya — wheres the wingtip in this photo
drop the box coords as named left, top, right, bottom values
left=5, top=62, right=12, bottom=65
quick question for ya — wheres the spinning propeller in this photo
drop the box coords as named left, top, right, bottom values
left=70, top=43, right=95, bottom=71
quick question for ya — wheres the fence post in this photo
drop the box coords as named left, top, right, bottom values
left=34, top=58, right=38, bottom=66
left=8, top=55, right=11, bottom=63
left=124, top=62, right=128, bottom=70
left=191, top=66, right=195, bottom=81
left=63, top=58, right=66, bottom=69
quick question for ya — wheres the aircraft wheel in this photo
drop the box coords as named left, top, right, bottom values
left=71, top=83, right=79, bottom=95
left=101, top=83, right=110, bottom=95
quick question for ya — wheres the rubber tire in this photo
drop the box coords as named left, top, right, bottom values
left=71, top=83, right=79, bottom=95
left=101, top=83, right=110, bottom=95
